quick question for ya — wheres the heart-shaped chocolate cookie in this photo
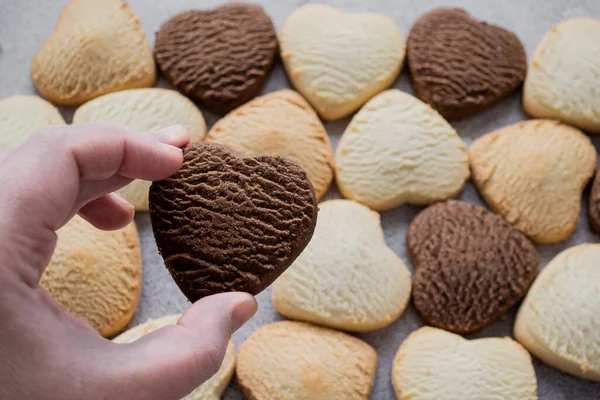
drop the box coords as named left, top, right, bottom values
left=407, top=200, right=539, bottom=334
left=149, top=142, right=318, bottom=302
left=154, top=3, right=277, bottom=114
left=407, top=8, right=527, bottom=119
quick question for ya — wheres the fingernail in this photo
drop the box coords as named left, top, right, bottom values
left=161, top=143, right=183, bottom=154
left=156, top=125, right=187, bottom=144
left=111, top=193, right=135, bottom=211
left=230, top=293, right=258, bottom=333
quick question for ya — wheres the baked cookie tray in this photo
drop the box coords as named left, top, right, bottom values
left=2, top=0, right=599, bottom=398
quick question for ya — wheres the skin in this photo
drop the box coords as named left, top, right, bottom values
left=0, top=123, right=257, bottom=400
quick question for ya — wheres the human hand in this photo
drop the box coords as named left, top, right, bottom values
left=0, top=123, right=257, bottom=399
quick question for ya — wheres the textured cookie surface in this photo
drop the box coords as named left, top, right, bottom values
left=523, top=19, right=600, bottom=133
left=407, top=8, right=526, bottom=119
left=469, top=120, right=596, bottom=243
left=207, top=90, right=334, bottom=199
left=515, top=244, right=600, bottom=381
left=154, top=3, right=277, bottom=114
left=336, top=90, right=469, bottom=211
left=279, top=4, right=405, bottom=120
left=0, top=95, right=66, bottom=148
left=31, top=0, right=156, bottom=105
left=149, top=142, right=318, bottom=302
left=114, top=315, right=236, bottom=399
left=237, top=321, right=377, bottom=400
left=273, top=200, right=411, bottom=332
left=392, top=327, right=537, bottom=400
left=40, top=216, right=141, bottom=337
left=589, top=170, right=600, bottom=234
left=407, top=200, right=539, bottom=333
left=73, top=88, right=206, bottom=211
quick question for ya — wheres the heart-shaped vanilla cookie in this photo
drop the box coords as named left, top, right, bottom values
left=408, top=200, right=539, bottom=334
left=336, top=90, right=469, bottom=211
left=207, top=90, right=334, bottom=199
left=0, top=95, right=65, bottom=148
left=524, top=19, right=600, bottom=133
left=407, top=8, right=527, bottom=118
left=73, top=88, right=206, bottom=211
left=392, top=327, right=537, bottom=400
left=154, top=3, right=277, bottom=114
left=238, top=321, right=377, bottom=400
left=32, top=0, right=156, bottom=105
left=114, top=315, right=237, bottom=398
left=515, top=244, right=600, bottom=382
left=272, top=200, right=412, bottom=332
left=149, top=142, right=318, bottom=302
left=469, top=120, right=597, bottom=243
left=279, top=4, right=405, bottom=120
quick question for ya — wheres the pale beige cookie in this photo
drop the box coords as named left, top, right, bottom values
left=392, top=327, right=537, bottom=400
left=273, top=200, right=411, bottom=331
left=114, top=315, right=236, bottom=399
left=39, top=216, right=141, bottom=337
left=207, top=90, right=334, bottom=199
left=73, top=88, right=206, bottom=210
left=279, top=4, right=405, bottom=120
left=237, top=321, right=377, bottom=400
left=523, top=19, right=600, bottom=133
left=515, top=244, right=600, bottom=381
left=469, top=119, right=596, bottom=243
left=0, top=95, right=66, bottom=148
left=32, top=0, right=156, bottom=105
left=336, top=90, right=469, bottom=211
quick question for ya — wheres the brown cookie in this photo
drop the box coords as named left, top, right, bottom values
left=407, top=8, right=527, bottom=119
left=589, top=169, right=600, bottom=234
left=407, top=200, right=539, bottom=334
left=149, top=142, right=318, bottom=302
left=154, top=3, right=277, bottom=114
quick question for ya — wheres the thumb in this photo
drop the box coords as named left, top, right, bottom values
left=109, top=292, right=257, bottom=400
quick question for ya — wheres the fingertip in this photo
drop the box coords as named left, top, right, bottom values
left=79, top=193, right=135, bottom=230
left=230, top=293, right=258, bottom=333
left=155, top=125, right=190, bottom=148
left=179, top=292, right=257, bottom=335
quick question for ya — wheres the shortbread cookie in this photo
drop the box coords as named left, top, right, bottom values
left=32, top=0, right=155, bottom=105
left=279, top=4, right=405, bottom=120
left=469, top=120, right=596, bottom=243
left=237, top=321, right=377, bottom=400
left=114, top=315, right=236, bottom=398
left=407, top=8, right=526, bottom=119
left=523, top=19, right=600, bottom=133
left=149, top=142, right=318, bottom=302
left=73, top=88, right=206, bottom=211
left=515, top=244, right=600, bottom=381
left=0, top=95, right=66, bottom=148
left=407, top=200, right=539, bottom=333
left=589, top=169, right=600, bottom=234
left=207, top=90, right=334, bottom=199
left=155, top=4, right=277, bottom=114
left=392, top=327, right=537, bottom=400
left=39, top=216, right=141, bottom=337
left=273, top=200, right=411, bottom=332
left=336, top=90, right=469, bottom=211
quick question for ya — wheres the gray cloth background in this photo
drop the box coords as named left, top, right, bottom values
left=2, top=0, right=600, bottom=398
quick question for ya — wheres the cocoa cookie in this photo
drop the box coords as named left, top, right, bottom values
left=149, top=142, right=318, bottom=302
left=407, top=8, right=527, bottom=119
left=407, top=200, right=539, bottom=334
left=589, top=169, right=600, bottom=234
left=154, top=3, right=277, bottom=114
